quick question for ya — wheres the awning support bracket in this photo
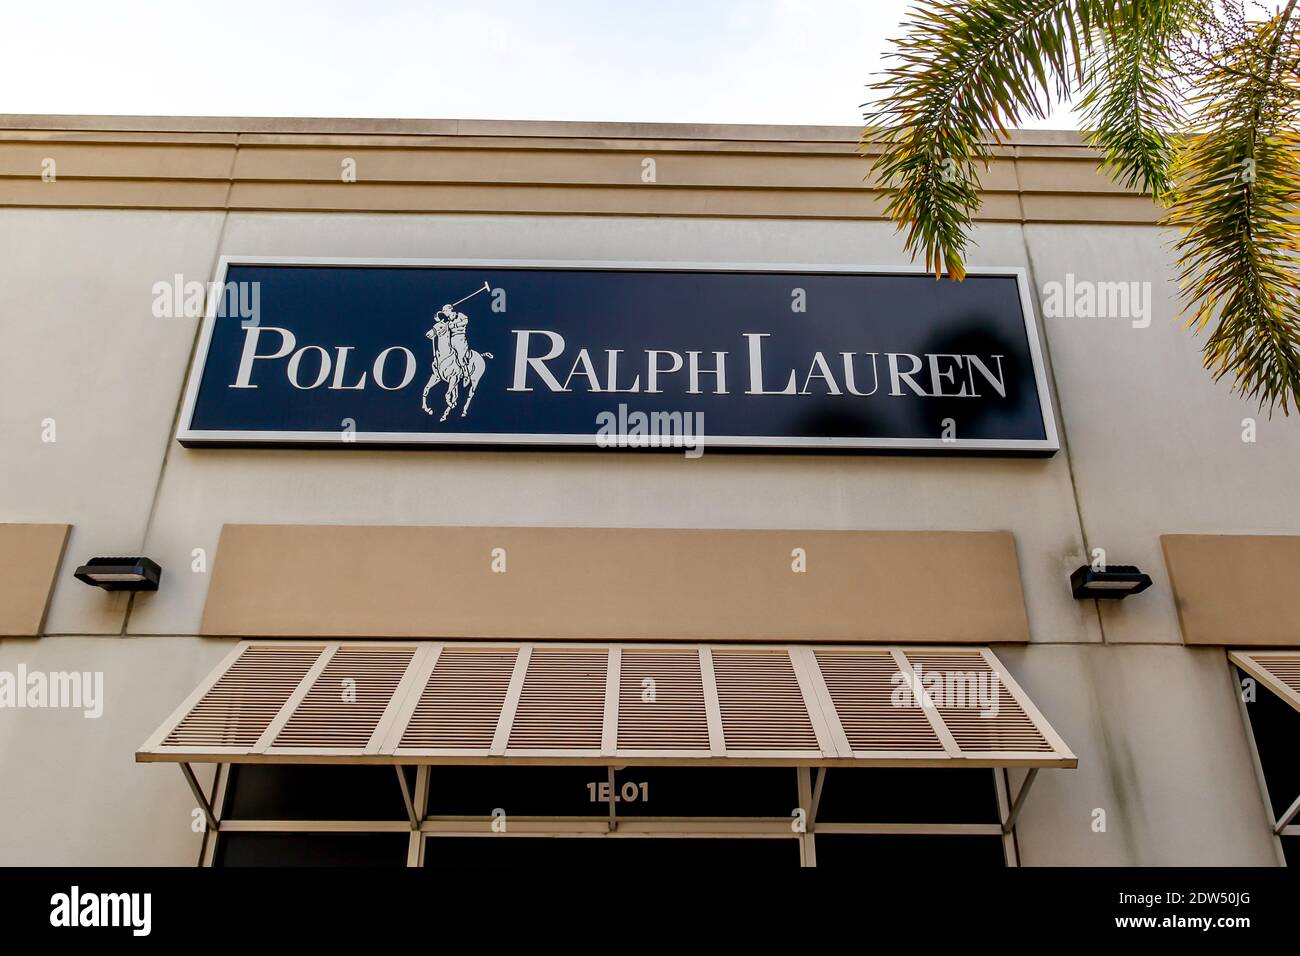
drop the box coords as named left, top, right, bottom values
left=395, top=766, right=419, bottom=830
left=607, top=767, right=618, bottom=832
left=180, top=762, right=219, bottom=833
left=1001, top=767, right=1039, bottom=834
left=1273, top=791, right=1300, bottom=835
left=810, top=767, right=826, bottom=830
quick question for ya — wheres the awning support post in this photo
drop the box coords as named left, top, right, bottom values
left=607, top=767, right=618, bottom=832
left=180, top=762, right=219, bottom=833
left=797, top=767, right=817, bottom=867
left=395, top=766, right=419, bottom=830
left=810, top=767, right=826, bottom=829
left=1001, top=767, right=1039, bottom=834
left=1273, top=791, right=1300, bottom=834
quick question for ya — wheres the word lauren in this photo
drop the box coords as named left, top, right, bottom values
left=232, top=325, right=1010, bottom=399
left=50, top=887, right=151, bottom=936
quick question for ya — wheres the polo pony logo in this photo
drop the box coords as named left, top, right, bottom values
left=421, top=281, right=494, bottom=422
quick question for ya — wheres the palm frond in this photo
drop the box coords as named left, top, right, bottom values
left=1168, top=10, right=1300, bottom=413
left=864, top=0, right=1128, bottom=279
left=1078, top=0, right=1204, bottom=198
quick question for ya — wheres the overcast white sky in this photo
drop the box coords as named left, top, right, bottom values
left=0, top=0, right=1079, bottom=127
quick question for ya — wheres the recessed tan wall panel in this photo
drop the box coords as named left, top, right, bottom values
left=201, top=525, right=1029, bottom=643
left=0, top=524, right=70, bottom=636
left=0, top=178, right=232, bottom=208
left=0, top=142, right=235, bottom=179
left=222, top=181, right=913, bottom=218
left=1018, top=192, right=1162, bottom=224
left=229, top=146, right=1024, bottom=192
left=0, top=117, right=1159, bottom=223
left=1162, top=534, right=1300, bottom=646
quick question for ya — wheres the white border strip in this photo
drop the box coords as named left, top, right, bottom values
left=176, top=257, right=1061, bottom=454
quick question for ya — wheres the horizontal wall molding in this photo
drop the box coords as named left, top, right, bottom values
left=0, top=523, right=70, bottom=636
left=0, top=115, right=1102, bottom=144
left=0, top=117, right=1158, bottom=223
left=1162, top=534, right=1300, bottom=646
left=201, top=525, right=1030, bottom=643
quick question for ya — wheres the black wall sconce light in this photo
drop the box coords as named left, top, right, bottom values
left=1070, top=564, right=1152, bottom=599
left=74, top=556, right=162, bottom=592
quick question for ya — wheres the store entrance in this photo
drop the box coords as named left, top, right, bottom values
left=207, top=764, right=1013, bottom=868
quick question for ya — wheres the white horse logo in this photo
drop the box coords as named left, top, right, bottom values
left=421, top=282, right=494, bottom=422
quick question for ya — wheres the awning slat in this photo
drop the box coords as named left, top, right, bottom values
left=137, top=641, right=1077, bottom=769
left=1230, top=650, right=1300, bottom=713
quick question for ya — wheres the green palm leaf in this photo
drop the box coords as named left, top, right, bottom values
left=1168, top=10, right=1300, bottom=412
left=868, top=0, right=1300, bottom=413
left=1078, top=2, right=1201, bottom=197
left=864, top=0, right=1131, bottom=279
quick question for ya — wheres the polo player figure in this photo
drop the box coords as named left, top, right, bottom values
left=420, top=291, right=493, bottom=422
left=444, top=304, right=473, bottom=386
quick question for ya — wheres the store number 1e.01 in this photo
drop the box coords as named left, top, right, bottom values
left=588, top=781, right=649, bottom=804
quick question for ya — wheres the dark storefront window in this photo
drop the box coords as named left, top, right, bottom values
left=422, top=838, right=801, bottom=868
left=212, top=763, right=1009, bottom=867
left=1238, top=667, right=1300, bottom=864
left=216, top=833, right=408, bottom=867
left=803, top=767, right=1006, bottom=869
left=215, top=765, right=416, bottom=867
left=425, top=766, right=798, bottom=818
left=815, top=767, right=1000, bottom=825
left=223, top=764, right=414, bottom=821
left=813, top=835, right=1006, bottom=869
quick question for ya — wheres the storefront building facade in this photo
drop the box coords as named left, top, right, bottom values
left=1, top=114, right=1297, bottom=867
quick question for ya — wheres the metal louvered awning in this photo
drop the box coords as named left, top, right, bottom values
left=1231, top=650, right=1300, bottom=714
left=137, top=641, right=1075, bottom=769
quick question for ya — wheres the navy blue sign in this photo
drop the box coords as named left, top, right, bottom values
left=178, top=258, right=1058, bottom=453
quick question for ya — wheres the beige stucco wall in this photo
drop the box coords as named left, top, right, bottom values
left=0, top=636, right=232, bottom=865
left=0, top=118, right=1295, bottom=865
left=1026, top=224, right=1300, bottom=647
left=999, top=644, right=1278, bottom=865
left=0, top=207, right=225, bottom=635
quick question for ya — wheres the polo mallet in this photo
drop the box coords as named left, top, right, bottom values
left=448, top=281, right=491, bottom=309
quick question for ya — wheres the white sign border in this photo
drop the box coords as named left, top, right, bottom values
left=176, top=256, right=1061, bottom=454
